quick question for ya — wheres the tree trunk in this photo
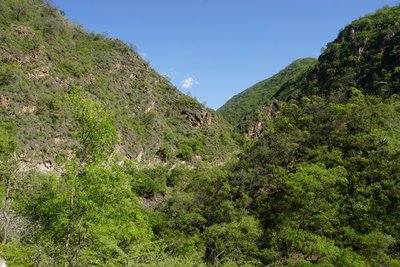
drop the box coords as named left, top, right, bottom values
left=2, top=177, right=11, bottom=244
left=65, top=188, right=75, bottom=256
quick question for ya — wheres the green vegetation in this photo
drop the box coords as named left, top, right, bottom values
left=1, top=1, right=400, bottom=266
left=0, top=0, right=239, bottom=167
left=218, top=58, right=316, bottom=129
left=275, top=6, right=400, bottom=100
left=225, top=91, right=400, bottom=265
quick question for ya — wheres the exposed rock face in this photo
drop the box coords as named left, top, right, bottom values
left=54, top=76, right=74, bottom=87
left=36, top=160, right=53, bottom=172
left=83, top=73, right=96, bottom=85
left=33, top=44, right=46, bottom=61
left=53, top=135, right=66, bottom=145
left=245, top=101, right=280, bottom=139
left=145, top=101, right=155, bottom=113
left=264, top=101, right=280, bottom=119
left=20, top=105, right=37, bottom=113
left=0, top=95, right=9, bottom=107
left=247, top=121, right=263, bottom=139
left=136, top=150, right=144, bottom=161
left=27, top=66, right=50, bottom=80
left=140, top=193, right=165, bottom=209
left=110, top=60, right=124, bottom=73
left=182, top=109, right=212, bottom=128
left=193, top=155, right=203, bottom=161
left=11, top=24, right=35, bottom=39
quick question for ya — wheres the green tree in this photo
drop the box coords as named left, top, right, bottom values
left=0, top=121, right=17, bottom=245
left=68, top=94, right=118, bottom=164
left=203, top=216, right=262, bottom=265
left=63, top=95, right=118, bottom=264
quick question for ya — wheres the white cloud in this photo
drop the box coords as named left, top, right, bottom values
left=180, top=77, right=199, bottom=89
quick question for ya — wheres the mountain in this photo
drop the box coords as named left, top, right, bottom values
left=218, top=58, right=316, bottom=128
left=1, top=1, right=400, bottom=266
left=212, top=5, right=400, bottom=266
left=222, top=5, right=400, bottom=138
left=0, top=0, right=238, bottom=171
left=275, top=6, right=400, bottom=100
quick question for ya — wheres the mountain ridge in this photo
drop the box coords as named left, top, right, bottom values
left=0, top=0, right=239, bottom=171
left=1, top=1, right=400, bottom=266
left=218, top=58, right=316, bottom=128
left=274, top=5, right=400, bottom=100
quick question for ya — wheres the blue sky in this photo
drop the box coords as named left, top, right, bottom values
left=52, top=0, right=399, bottom=109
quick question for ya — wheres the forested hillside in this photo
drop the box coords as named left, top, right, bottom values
left=218, top=58, right=316, bottom=129
left=0, top=1, right=400, bottom=266
left=275, top=6, right=400, bottom=100
left=209, top=5, right=400, bottom=266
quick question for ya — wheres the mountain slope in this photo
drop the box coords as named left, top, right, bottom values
left=232, top=5, right=400, bottom=139
left=1, top=1, right=400, bottom=266
left=218, top=58, right=316, bottom=127
left=275, top=6, right=400, bottom=100
left=0, top=0, right=238, bottom=169
left=215, top=5, right=400, bottom=265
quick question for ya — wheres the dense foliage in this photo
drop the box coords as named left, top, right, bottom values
left=1, top=1, right=400, bottom=266
left=275, top=6, right=400, bottom=100
left=227, top=91, right=400, bottom=265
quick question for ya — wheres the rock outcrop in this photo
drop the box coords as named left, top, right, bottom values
left=246, top=121, right=263, bottom=139
left=0, top=95, right=9, bottom=108
left=245, top=101, right=280, bottom=139
left=182, top=109, right=212, bottom=128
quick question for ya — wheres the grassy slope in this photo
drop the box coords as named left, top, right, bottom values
left=217, top=58, right=316, bottom=127
left=0, top=0, right=239, bottom=167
